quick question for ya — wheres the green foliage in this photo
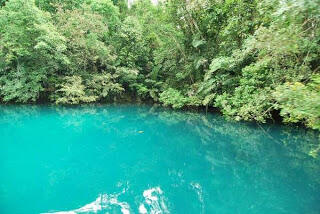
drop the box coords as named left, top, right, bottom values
left=87, top=0, right=120, bottom=32
left=0, top=66, right=45, bottom=103
left=36, top=0, right=85, bottom=12
left=52, top=76, right=97, bottom=104
left=159, top=88, right=188, bottom=109
left=274, top=75, right=320, bottom=130
left=0, top=0, right=67, bottom=103
left=114, top=16, right=149, bottom=71
left=199, top=0, right=319, bottom=123
left=86, top=73, right=124, bottom=101
left=0, top=0, right=7, bottom=7
left=54, top=4, right=115, bottom=74
left=159, top=88, right=201, bottom=109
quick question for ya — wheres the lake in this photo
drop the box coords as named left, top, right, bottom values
left=0, top=104, right=319, bottom=214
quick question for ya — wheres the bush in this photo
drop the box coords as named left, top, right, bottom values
left=52, top=76, right=97, bottom=104
left=274, top=75, right=320, bottom=131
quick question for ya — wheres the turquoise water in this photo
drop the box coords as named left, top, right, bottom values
left=0, top=105, right=320, bottom=214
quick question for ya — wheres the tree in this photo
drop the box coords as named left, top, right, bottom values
left=0, top=0, right=68, bottom=103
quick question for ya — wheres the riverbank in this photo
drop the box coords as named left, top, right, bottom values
left=1, top=0, right=319, bottom=133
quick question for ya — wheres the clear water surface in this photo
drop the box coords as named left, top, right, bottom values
left=0, top=104, right=319, bottom=214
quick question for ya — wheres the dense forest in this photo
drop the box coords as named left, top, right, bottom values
left=0, top=0, right=319, bottom=130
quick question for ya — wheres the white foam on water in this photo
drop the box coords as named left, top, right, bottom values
left=43, top=186, right=169, bottom=214
left=190, top=182, right=204, bottom=214
left=42, top=189, right=130, bottom=214
left=140, top=187, right=169, bottom=214
left=139, top=204, right=148, bottom=214
left=42, top=212, right=76, bottom=214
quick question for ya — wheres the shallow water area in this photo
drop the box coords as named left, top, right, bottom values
left=0, top=104, right=319, bottom=214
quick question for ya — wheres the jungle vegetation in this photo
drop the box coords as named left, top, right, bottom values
left=0, top=0, right=319, bottom=130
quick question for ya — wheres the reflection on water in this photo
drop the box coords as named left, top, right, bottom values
left=0, top=104, right=320, bottom=214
